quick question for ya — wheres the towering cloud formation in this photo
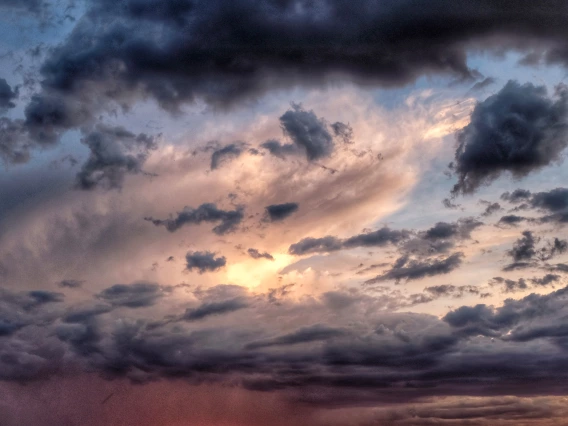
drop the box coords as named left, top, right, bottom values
left=451, top=81, right=568, bottom=194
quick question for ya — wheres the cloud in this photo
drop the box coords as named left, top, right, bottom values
left=330, top=122, right=353, bottom=144
left=469, top=76, right=496, bottom=92
left=367, top=252, right=464, bottom=283
left=501, top=189, right=532, bottom=203
left=145, top=203, right=244, bottom=235
left=498, top=214, right=527, bottom=226
left=530, top=187, right=568, bottom=224
left=422, top=218, right=482, bottom=240
left=96, top=282, right=164, bottom=308
left=183, top=298, right=249, bottom=321
left=260, top=139, right=301, bottom=159
left=246, top=324, right=345, bottom=349
left=289, top=226, right=409, bottom=255
left=58, top=279, right=84, bottom=289
left=76, top=125, right=158, bottom=190
left=503, top=231, right=567, bottom=270
left=185, top=251, right=226, bottom=273
left=451, top=81, right=568, bottom=194
left=210, top=143, right=246, bottom=170
left=0, top=78, right=18, bottom=110
left=279, top=104, right=334, bottom=161
left=248, top=248, right=274, bottom=261
left=343, top=227, right=410, bottom=249
left=482, top=202, right=502, bottom=216
left=507, top=231, right=539, bottom=262
left=265, top=202, right=299, bottom=222
left=400, top=218, right=482, bottom=256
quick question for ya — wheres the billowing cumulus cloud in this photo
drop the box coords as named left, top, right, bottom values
left=451, top=81, right=568, bottom=194
left=145, top=203, right=244, bottom=235
left=185, top=251, right=226, bottom=273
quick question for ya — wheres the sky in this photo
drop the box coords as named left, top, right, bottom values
left=2, top=1, right=568, bottom=425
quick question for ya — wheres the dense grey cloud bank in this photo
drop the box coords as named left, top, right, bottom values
left=2, top=281, right=568, bottom=404
left=5, top=1, right=568, bottom=167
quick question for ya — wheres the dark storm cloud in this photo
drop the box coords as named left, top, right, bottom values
left=531, top=188, right=568, bottom=212
left=367, top=252, right=464, bottom=283
left=145, top=203, right=244, bottom=235
left=0, top=79, right=18, bottom=110
left=76, top=125, right=157, bottom=190
left=265, top=202, right=299, bottom=222
left=96, top=282, right=164, bottom=308
left=247, top=248, right=274, bottom=260
left=185, top=251, right=226, bottom=273
left=279, top=104, right=334, bottom=161
left=6, top=0, right=568, bottom=167
left=210, top=142, right=245, bottom=170
left=451, top=81, right=568, bottom=195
